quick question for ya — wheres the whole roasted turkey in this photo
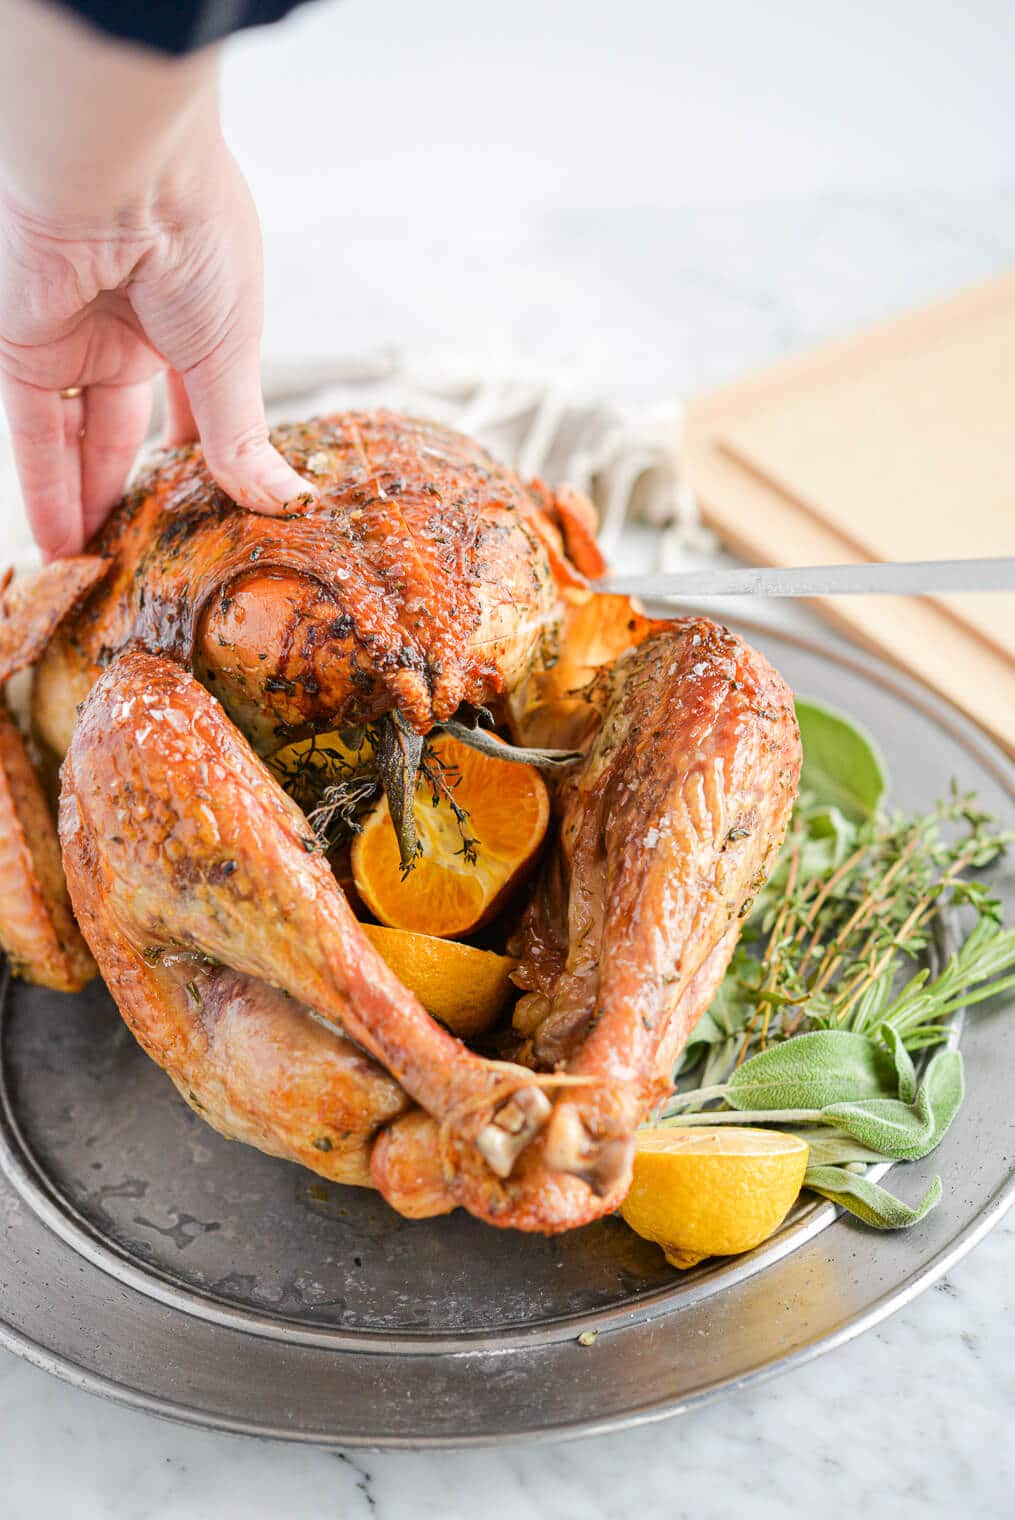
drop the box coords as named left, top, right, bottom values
left=0, top=411, right=800, bottom=1233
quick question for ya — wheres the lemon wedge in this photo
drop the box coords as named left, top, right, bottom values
left=620, top=1126, right=809, bottom=1269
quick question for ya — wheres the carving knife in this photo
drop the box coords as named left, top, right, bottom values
left=600, top=557, right=1015, bottom=600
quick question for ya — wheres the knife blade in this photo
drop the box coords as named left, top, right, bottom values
left=599, top=557, right=1015, bottom=600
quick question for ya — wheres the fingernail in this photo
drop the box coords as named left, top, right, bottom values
left=264, top=471, right=319, bottom=512
left=276, top=487, right=319, bottom=517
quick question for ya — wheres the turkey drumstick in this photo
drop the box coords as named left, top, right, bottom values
left=512, top=616, right=802, bottom=1200
left=372, top=616, right=801, bottom=1229
left=60, top=647, right=552, bottom=1189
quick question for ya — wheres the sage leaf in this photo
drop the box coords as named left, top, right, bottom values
left=792, top=1129, right=885, bottom=1168
left=912, top=1047, right=964, bottom=1152
left=795, top=698, right=888, bottom=821
left=879, top=1023, right=918, bottom=1104
left=375, top=710, right=424, bottom=872
left=801, top=804, right=858, bottom=872
left=437, top=718, right=583, bottom=771
left=727, top=1031, right=897, bottom=1112
left=822, top=1097, right=931, bottom=1157
left=804, top=1165, right=942, bottom=1229
left=687, top=971, right=757, bottom=1050
left=823, top=1049, right=964, bottom=1160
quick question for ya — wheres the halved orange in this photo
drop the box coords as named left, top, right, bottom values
left=513, top=591, right=655, bottom=750
left=360, top=924, right=517, bottom=1040
left=351, top=732, right=549, bottom=938
left=267, top=728, right=374, bottom=813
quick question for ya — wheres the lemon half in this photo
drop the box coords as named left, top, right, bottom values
left=620, top=1126, right=809, bottom=1269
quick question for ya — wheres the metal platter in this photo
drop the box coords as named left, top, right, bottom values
left=0, top=617, right=1012, bottom=1447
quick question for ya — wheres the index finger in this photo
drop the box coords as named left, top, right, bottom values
left=0, top=374, right=83, bottom=559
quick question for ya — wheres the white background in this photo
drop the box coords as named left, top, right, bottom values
left=225, top=0, right=1015, bottom=212
left=218, top=0, right=1015, bottom=387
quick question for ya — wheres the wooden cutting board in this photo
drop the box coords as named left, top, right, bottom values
left=684, top=271, right=1015, bottom=758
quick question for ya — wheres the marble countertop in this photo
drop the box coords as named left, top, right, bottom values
left=2, top=189, right=1014, bottom=1517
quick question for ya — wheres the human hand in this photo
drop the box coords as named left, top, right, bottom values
left=0, top=3, right=310, bottom=559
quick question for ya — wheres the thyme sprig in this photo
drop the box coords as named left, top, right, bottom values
left=269, top=724, right=376, bottom=815
left=419, top=743, right=479, bottom=867
left=305, top=775, right=381, bottom=853
left=697, top=790, right=1014, bottom=1069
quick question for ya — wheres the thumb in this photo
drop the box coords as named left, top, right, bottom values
left=179, top=336, right=313, bottom=514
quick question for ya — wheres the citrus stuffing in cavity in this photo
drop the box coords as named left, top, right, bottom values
left=267, top=728, right=375, bottom=814
left=351, top=731, right=550, bottom=938
left=360, top=924, right=517, bottom=1040
left=620, top=1126, right=809, bottom=1269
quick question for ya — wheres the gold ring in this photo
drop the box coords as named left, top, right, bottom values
left=58, top=386, right=84, bottom=400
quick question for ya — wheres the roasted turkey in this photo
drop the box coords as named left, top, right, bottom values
left=0, top=411, right=801, bottom=1233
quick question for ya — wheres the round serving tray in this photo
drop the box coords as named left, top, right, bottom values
left=0, top=616, right=1012, bottom=1447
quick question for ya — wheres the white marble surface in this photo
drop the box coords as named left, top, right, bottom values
left=1, top=1214, right=1012, bottom=1518
left=3, top=173, right=1015, bottom=1517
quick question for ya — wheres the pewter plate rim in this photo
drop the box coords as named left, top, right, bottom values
left=0, top=611, right=1012, bottom=1447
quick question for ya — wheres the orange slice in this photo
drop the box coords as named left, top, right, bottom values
left=351, top=732, right=549, bottom=938
left=360, top=924, right=517, bottom=1040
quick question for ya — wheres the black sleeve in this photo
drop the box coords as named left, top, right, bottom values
left=48, top=0, right=318, bottom=55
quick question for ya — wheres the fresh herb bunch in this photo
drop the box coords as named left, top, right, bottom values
left=663, top=699, right=1015, bottom=1230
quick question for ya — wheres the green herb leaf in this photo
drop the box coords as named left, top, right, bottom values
left=684, top=961, right=757, bottom=1049
left=726, top=1031, right=897, bottom=1112
left=799, top=804, right=858, bottom=873
left=880, top=920, right=1015, bottom=1037
left=879, top=1023, right=918, bottom=1104
left=669, top=697, right=1012, bottom=1237
left=792, top=1129, right=886, bottom=1168
left=820, top=1097, right=929, bottom=1156
left=915, top=1047, right=965, bottom=1150
left=437, top=718, right=583, bottom=771
left=822, top=1048, right=963, bottom=1160
left=795, top=698, right=888, bottom=821
left=375, top=711, right=424, bottom=873
left=804, top=1165, right=942, bottom=1229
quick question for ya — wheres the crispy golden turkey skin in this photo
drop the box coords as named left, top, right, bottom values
left=1, top=410, right=800, bottom=1232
